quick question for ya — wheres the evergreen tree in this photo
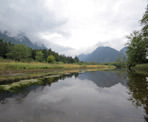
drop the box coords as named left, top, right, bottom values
left=35, top=51, right=44, bottom=62
left=6, top=44, right=32, bottom=61
left=0, top=39, right=12, bottom=58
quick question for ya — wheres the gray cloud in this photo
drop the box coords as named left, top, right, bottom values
left=0, top=0, right=67, bottom=44
left=0, top=0, right=147, bottom=56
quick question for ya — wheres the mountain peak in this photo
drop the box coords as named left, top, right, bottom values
left=78, top=46, right=125, bottom=63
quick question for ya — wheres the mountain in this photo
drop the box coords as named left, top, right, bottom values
left=78, top=46, right=124, bottom=63
left=0, top=31, right=46, bottom=49
left=120, top=47, right=127, bottom=56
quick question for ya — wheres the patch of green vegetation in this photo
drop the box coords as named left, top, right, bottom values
left=0, top=61, right=115, bottom=87
left=132, top=63, right=148, bottom=75
left=0, top=61, right=115, bottom=71
left=0, top=75, right=60, bottom=93
left=0, top=61, right=115, bottom=74
left=0, top=72, right=56, bottom=84
left=0, top=62, right=64, bottom=70
left=0, top=72, right=81, bottom=93
left=0, top=66, right=116, bottom=93
left=126, top=6, right=148, bottom=70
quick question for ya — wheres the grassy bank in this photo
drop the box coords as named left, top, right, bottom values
left=0, top=61, right=114, bottom=73
left=132, top=63, right=148, bottom=75
left=0, top=65, right=115, bottom=93
left=0, top=75, right=60, bottom=93
left=0, top=72, right=79, bottom=93
left=0, top=61, right=115, bottom=84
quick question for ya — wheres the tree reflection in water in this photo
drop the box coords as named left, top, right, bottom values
left=127, top=72, right=148, bottom=122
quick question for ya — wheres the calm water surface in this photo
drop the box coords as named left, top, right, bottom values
left=0, top=71, right=148, bottom=122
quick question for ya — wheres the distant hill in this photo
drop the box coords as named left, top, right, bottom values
left=0, top=31, right=46, bottom=49
left=78, top=46, right=124, bottom=63
left=120, top=47, right=127, bottom=56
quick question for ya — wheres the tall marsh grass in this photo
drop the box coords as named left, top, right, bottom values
left=0, top=61, right=114, bottom=70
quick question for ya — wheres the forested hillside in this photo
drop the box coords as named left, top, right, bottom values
left=0, top=39, right=79, bottom=63
left=0, top=31, right=45, bottom=49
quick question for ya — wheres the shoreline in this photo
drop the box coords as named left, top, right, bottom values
left=0, top=68, right=114, bottom=93
left=0, top=62, right=115, bottom=83
left=131, top=63, right=148, bottom=75
left=0, top=62, right=115, bottom=93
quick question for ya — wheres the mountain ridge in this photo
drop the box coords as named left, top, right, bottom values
left=0, top=31, right=46, bottom=49
left=0, top=31, right=127, bottom=62
left=78, top=46, right=126, bottom=63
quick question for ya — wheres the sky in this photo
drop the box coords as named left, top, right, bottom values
left=0, top=0, right=147, bottom=56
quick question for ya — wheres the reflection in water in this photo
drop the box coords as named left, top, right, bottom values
left=0, top=71, right=147, bottom=122
left=79, top=71, right=127, bottom=87
left=0, top=73, right=79, bottom=103
left=127, top=72, right=148, bottom=121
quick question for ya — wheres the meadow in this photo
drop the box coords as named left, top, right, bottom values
left=0, top=59, right=115, bottom=84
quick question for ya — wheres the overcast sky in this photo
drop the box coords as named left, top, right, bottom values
left=0, top=0, right=147, bottom=56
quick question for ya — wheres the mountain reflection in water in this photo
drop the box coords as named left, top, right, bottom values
left=0, top=71, right=147, bottom=122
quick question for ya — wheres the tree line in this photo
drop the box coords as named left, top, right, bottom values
left=0, top=39, right=79, bottom=63
left=126, top=5, right=148, bottom=69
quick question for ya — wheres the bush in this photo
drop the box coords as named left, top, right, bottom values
left=47, top=55, right=55, bottom=63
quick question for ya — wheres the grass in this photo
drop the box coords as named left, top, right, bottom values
left=0, top=75, right=61, bottom=93
left=0, top=71, right=95, bottom=93
left=0, top=62, right=109, bottom=70
left=0, top=72, right=55, bottom=84
left=0, top=62, right=63, bottom=70
left=0, top=61, right=115, bottom=74
left=0, top=67, right=115, bottom=84
left=132, top=63, right=148, bottom=75
left=0, top=60, right=115, bottom=87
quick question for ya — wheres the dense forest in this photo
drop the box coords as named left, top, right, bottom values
left=126, top=5, right=148, bottom=69
left=0, top=39, right=79, bottom=63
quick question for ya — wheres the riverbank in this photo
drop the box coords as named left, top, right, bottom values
left=0, top=72, right=78, bottom=93
left=0, top=61, right=114, bottom=74
left=132, top=63, right=148, bottom=75
left=0, top=61, right=115, bottom=92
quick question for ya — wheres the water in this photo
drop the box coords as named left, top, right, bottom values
left=0, top=71, right=148, bottom=122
